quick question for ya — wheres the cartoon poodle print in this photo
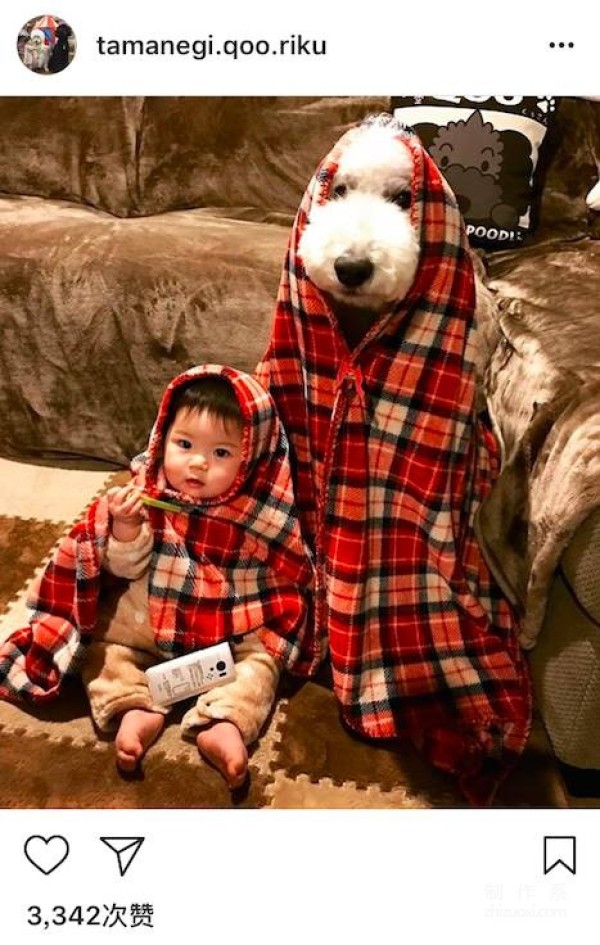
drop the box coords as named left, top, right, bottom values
left=426, top=110, right=533, bottom=228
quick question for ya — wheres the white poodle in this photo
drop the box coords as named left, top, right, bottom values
left=299, top=124, right=420, bottom=313
left=298, top=117, right=497, bottom=373
left=22, top=29, right=51, bottom=72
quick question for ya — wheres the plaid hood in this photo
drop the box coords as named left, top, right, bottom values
left=256, top=115, right=532, bottom=805
left=137, top=363, right=283, bottom=509
left=0, top=365, right=313, bottom=704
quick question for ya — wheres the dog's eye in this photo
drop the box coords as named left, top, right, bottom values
left=390, top=190, right=411, bottom=209
left=331, top=183, right=348, bottom=199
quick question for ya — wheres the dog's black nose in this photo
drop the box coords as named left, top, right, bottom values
left=334, top=256, right=374, bottom=288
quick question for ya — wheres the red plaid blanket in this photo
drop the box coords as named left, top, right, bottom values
left=0, top=365, right=313, bottom=704
left=256, top=115, right=532, bottom=804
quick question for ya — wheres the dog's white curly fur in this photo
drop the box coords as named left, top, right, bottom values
left=298, top=119, right=500, bottom=391
left=299, top=126, right=420, bottom=310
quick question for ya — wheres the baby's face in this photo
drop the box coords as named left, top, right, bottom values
left=163, top=407, right=243, bottom=500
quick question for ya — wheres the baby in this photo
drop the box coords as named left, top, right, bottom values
left=0, top=365, right=313, bottom=790
left=90, top=374, right=260, bottom=786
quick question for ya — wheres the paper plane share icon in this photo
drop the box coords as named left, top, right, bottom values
left=100, top=837, right=145, bottom=877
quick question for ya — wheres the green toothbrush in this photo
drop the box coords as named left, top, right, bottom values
left=140, top=494, right=189, bottom=513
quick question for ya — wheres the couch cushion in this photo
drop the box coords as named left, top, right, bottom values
left=0, top=196, right=288, bottom=467
left=0, top=97, right=390, bottom=221
left=135, top=96, right=390, bottom=217
left=0, top=98, right=142, bottom=217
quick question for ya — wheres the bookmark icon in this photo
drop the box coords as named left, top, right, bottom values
left=100, top=837, right=145, bottom=876
left=543, top=836, right=576, bottom=875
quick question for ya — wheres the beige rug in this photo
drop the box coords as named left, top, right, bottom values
left=0, top=458, right=569, bottom=809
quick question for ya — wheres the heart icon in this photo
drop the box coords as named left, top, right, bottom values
left=24, top=835, right=70, bottom=875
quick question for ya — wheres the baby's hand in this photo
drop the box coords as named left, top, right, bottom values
left=107, top=484, right=145, bottom=542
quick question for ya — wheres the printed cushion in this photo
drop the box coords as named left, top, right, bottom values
left=391, top=96, right=557, bottom=249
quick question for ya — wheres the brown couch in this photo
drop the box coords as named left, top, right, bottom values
left=0, top=96, right=387, bottom=467
left=1, top=95, right=600, bottom=787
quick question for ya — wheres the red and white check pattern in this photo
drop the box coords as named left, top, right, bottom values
left=0, top=366, right=313, bottom=704
left=256, top=115, right=532, bottom=805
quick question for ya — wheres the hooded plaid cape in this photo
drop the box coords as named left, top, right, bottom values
left=0, top=365, right=313, bottom=704
left=256, top=115, right=532, bottom=804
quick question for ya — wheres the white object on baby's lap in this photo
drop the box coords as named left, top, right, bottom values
left=145, top=641, right=236, bottom=707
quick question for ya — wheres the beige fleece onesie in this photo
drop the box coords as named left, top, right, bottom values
left=80, top=524, right=280, bottom=745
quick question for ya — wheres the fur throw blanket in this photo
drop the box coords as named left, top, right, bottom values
left=256, top=114, right=532, bottom=805
left=0, top=365, right=313, bottom=703
left=478, top=299, right=600, bottom=648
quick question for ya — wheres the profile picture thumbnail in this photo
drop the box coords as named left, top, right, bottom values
left=17, top=14, right=76, bottom=75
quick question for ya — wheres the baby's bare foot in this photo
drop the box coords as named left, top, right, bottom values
left=115, top=708, right=165, bottom=773
left=196, top=720, right=248, bottom=789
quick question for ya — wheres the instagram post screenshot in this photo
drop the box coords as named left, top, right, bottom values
left=0, top=0, right=598, bottom=938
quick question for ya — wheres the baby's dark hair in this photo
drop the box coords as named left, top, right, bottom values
left=165, top=375, right=243, bottom=433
